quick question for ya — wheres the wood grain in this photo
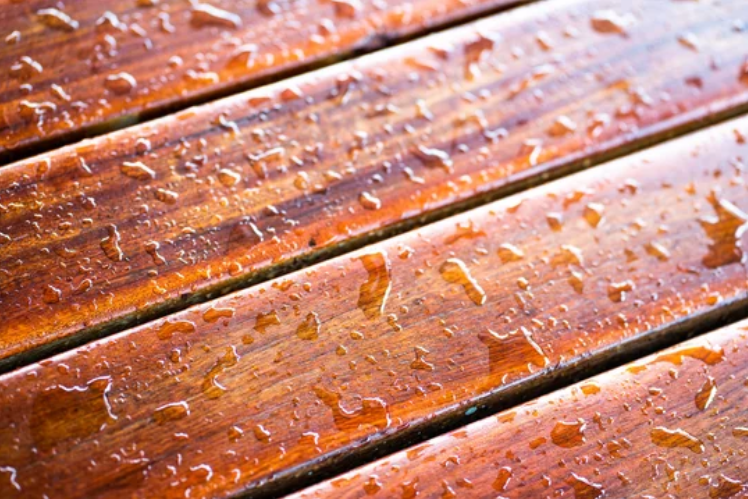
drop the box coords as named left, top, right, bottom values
left=293, top=320, right=748, bottom=499
left=0, top=0, right=523, bottom=159
left=0, top=116, right=747, bottom=498
left=2, top=0, right=748, bottom=367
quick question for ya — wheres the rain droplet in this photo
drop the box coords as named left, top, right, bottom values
left=440, top=258, right=486, bottom=306
left=357, top=251, right=391, bottom=319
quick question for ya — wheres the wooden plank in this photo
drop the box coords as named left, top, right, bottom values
left=2, top=0, right=748, bottom=368
left=1, top=116, right=747, bottom=498
left=293, top=320, right=748, bottom=499
left=0, top=0, right=524, bottom=159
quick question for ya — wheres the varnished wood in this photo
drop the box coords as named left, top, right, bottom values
left=2, top=0, right=748, bottom=367
left=0, top=116, right=747, bottom=498
left=0, top=0, right=523, bottom=159
left=294, top=320, right=748, bottom=499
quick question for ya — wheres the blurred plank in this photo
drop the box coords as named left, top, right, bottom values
left=293, top=319, right=748, bottom=499
left=1, top=116, right=747, bottom=498
left=2, top=0, right=748, bottom=367
left=0, top=0, right=524, bottom=159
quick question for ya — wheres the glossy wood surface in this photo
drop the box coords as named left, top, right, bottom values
left=0, top=0, right=522, bottom=158
left=3, top=0, right=748, bottom=367
left=294, top=320, right=748, bottom=499
left=1, top=116, right=747, bottom=498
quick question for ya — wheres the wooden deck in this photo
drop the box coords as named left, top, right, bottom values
left=0, top=0, right=747, bottom=497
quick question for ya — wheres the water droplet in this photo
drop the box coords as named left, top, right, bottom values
left=203, top=346, right=240, bottom=399
left=255, top=310, right=281, bottom=333
left=297, top=312, right=321, bottom=340
left=653, top=344, right=725, bottom=365
left=493, top=466, right=512, bottom=492
left=699, top=193, right=747, bottom=268
left=414, top=145, right=453, bottom=172
left=464, top=34, right=494, bottom=80
left=253, top=424, right=272, bottom=442
left=607, top=280, right=634, bottom=302
left=479, top=327, right=548, bottom=379
left=203, top=307, right=235, bottom=323
left=709, top=474, right=744, bottom=498
left=590, top=10, right=632, bottom=34
left=313, top=385, right=390, bottom=431
left=105, top=73, right=137, bottom=95
left=548, top=116, right=577, bottom=137
left=191, top=3, right=242, bottom=29
left=42, top=284, right=62, bottom=304
left=101, top=224, right=124, bottom=262
left=497, top=243, right=524, bottom=263
left=695, top=376, right=717, bottom=411
left=154, top=188, right=179, bottom=205
left=410, top=346, right=434, bottom=371
left=583, top=202, right=605, bottom=228
left=157, top=320, right=196, bottom=340
left=650, top=427, right=705, bottom=453
left=359, top=191, right=382, bottom=210
left=567, top=473, right=605, bottom=499
left=551, top=419, right=586, bottom=448
left=218, top=169, right=241, bottom=187
left=153, top=401, right=190, bottom=424
left=440, top=258, right=486, bottom=306
left=37, top=8, right=79, bottom=31
left=357, top=251, right=391, bottom=319
left=121, top=161, right=155, bottom=180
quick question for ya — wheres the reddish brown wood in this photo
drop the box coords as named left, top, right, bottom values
left=2, top=0, right=748, bottom=367
left=0, top=0, right=523, bottom=158
left=0, top=117, right=747, bottom=498
left=294, top=320, right=748, bottom=499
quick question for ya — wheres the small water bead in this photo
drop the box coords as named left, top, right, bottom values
left=497, top=243, right=524, bottom=263
left=590, top=10, right=633, bottom=34
left=105, top=73, right=137, bottom=95
left=37, top=8, right=79, bottom=31
left=359, top=191, right=381, bottom=210
left=153, top=401, right=190, bottom=424
left=121, top=161, right=155, bottom=180
left=190, top=3, right=242, bottom=29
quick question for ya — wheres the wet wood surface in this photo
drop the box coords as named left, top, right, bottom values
left=2, top=0, right=748, bottom=368
left=0, top=0, right=523, bottom=159
left=294, top=320, right=748, bottom=499
left=0, top=116, right=747, bottom=498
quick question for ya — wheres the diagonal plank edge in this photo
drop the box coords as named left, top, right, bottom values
left=292, top=319, right=748, bottom=499
left=0, top=0, right=531, bottom=162
left=0, top=114, right=747, bottom=498
left=2, top=0, right=748, bottom=369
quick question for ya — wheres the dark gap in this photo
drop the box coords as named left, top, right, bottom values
left=243, top=283, right=748, bottom=499
left=0, top=0, right=534, bottom=166
left=2, top=95, right=748, bottom=376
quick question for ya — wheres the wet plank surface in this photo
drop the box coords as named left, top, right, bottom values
left=294, top=320, right=748, bottom=499
left=0, top=0, right=521, bottom=159
left=2, top=0, right=748, bottom=368
left=0, top=116, right=747, bottom=498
